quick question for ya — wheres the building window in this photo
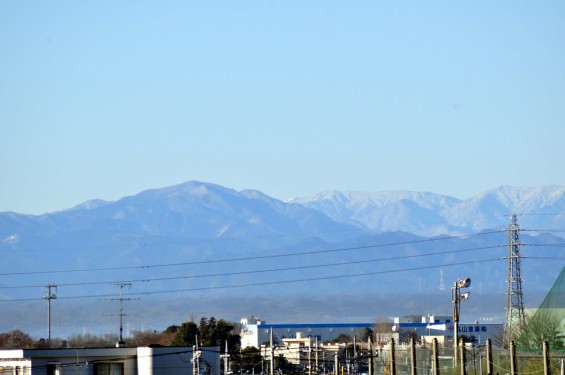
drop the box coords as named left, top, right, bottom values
left=94, top=363, right=124, bottom=375
left=46, top=364, right=60, bottom=375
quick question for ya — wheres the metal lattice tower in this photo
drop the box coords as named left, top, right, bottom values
left=503, top=214, right=526, bottom=347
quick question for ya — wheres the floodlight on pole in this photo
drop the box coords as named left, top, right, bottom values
left=458, top=278, right=471, bottom=289
left=452, top=277, right=471, bottom=365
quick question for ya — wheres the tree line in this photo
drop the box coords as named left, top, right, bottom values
left=0, top=316, right=240, bottom=350
left=0, top=316, right=275, bottom=374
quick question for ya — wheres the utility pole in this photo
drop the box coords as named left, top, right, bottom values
left=270, top=328, right=275, bottom=375
left=113, top=283, right=132, bottom=347
left=308, top=340, right=312, bottom=375
left=315, top=337, right=319, bottom=375
left=368, top=335, right=373, bottom=375
left=42, top=283, right=57, bottom=346
left=221, top=341, right=230, bottom=375
left=503, top=214, right=526, bottom=348
left=334, top=353, right=339, bottom=375
left=353, top=335, right=357, bottom=375
left=193, top=336, right=201, bottom=375
left=452, top=277, right=471, bottom=365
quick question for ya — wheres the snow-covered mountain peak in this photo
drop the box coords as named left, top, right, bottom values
left=293, top=190, right=459, bottom=209
left=3, top=182, right=564, bottom=241
left=291, top=185, right=565, bottom=237
left=466, top=186, right=565, bottom=213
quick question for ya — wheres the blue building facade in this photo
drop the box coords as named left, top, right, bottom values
left=240, top=317, right=502, bottom=348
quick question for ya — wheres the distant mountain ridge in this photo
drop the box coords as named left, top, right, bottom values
left=1, top=181, right=565, bottom=336
left=2, top=183, right=565, bottom=251
left=289, top=185, right=565, bottom=237
left=4, top=183, right=565, bottom=240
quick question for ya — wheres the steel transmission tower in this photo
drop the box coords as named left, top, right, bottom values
left=503, top=214, right=526, bottom=347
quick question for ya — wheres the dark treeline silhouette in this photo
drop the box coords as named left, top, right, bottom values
left=0, top=316, right=241, bottom=351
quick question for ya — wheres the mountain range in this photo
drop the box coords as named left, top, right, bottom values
left=289, top=185, right=565, bottom=237
left=1, top=181, right=564, bottom=338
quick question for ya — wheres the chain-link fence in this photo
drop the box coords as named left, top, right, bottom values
left=363, top=339, right=565, bottom=375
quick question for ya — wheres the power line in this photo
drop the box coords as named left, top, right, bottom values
left=521, top=229, right=565, bottom=233
left=0, top=257, right=503, bottom=303
left=522, top=243, right=565, bottom=247
left=0, top=230, right=505, bottom=277
left=0, top=229, right=512, bottom=305
left=2, top=227, right=555, bottom=306
left=0, top=227, right=370, bottom=253
left=0, top=244, right=505, bottom=290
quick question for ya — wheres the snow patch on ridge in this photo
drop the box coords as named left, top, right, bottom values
left=2, top=234, right=19, bottom=244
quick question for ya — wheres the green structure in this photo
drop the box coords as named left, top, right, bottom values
left=517, top=265, right=565, bottom=350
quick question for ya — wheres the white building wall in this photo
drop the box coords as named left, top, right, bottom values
left=240, top=325, right=260, bottom=348
left=0, top=350, right=31, bottom=375
left=0, top=358, right=31, bottom=374
left=137, top=347, right=153, bottom=375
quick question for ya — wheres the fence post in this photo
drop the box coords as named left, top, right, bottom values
left=510, top=341, right=517, bottom=375
left=335, top=353, right=338, bottom=375
left=543, top=341, right=550, bottom=375
left=432, top=338, right=439, bottom=375
left=390, top=338, right=396, bottom=375
left=368, top=335, right=373, bottom=375
left=410, top=337, right=417, bottom=375
left=460, top=338, right=466, bottom=375
left=485, top=339, right=493, bottom=375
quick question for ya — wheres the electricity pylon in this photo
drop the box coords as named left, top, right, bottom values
left=503, top=214, right=526, bottom=347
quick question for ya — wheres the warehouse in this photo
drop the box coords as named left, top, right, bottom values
left=240, top=316, right=502, bottom=348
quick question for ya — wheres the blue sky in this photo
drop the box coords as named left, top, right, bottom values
left=1, top=1, right=564, bottom=214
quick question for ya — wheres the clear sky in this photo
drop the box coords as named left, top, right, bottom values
left=1, top=1, right=564, bottom=214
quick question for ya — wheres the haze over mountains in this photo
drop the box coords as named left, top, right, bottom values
left=1, top=181, right=564, bottom=338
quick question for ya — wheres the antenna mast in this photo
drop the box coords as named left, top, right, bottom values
left=503, top=214, right=526, bottom=347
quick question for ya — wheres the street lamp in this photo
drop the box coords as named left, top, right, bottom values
left=453, top=277, right=471, bottom=365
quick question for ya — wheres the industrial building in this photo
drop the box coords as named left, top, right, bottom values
left=240, top=316, right=502, bottom=349
left=240, top=316, right=502, bottom=372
